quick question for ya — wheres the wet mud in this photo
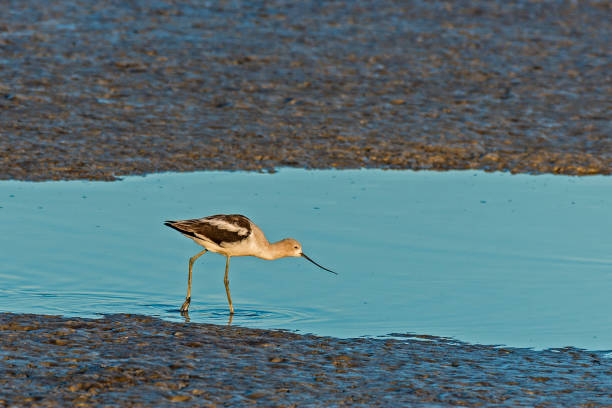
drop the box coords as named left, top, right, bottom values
left=1, top=0, right=610, bottom=180
left=1, top=313, right=611, bottom=407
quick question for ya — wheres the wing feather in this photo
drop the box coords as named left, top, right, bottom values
left=165, top=214, right=252, bottom=246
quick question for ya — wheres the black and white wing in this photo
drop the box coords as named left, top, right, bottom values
left=165, top=214, right=252, bottom=246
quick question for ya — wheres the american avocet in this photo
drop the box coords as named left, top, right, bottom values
left=164, top=214, right=336, bottom=315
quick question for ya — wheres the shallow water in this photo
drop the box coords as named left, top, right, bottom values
left=1, top=169, right=611, bottom=350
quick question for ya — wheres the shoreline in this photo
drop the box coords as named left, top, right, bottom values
left=3, top=150, right=611, bottom=182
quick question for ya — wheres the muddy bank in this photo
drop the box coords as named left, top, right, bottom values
left=1, top=0, right=610, bottom=180
left=1, top=313, right=611, bottom=407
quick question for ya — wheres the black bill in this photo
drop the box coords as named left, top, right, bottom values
left=301, top=253, right=337, bottom=275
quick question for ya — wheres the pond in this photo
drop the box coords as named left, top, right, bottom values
left=1, top=169, right=611, bottom=350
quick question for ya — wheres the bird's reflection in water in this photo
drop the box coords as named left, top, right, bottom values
left=181, top=310, right=190, bottom=323
left=180, top=310, right=233, bottom=326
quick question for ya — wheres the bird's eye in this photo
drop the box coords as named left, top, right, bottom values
left=294, top=246, right=299, bottom=249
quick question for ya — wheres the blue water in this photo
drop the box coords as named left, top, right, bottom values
left=1, top=169, right=611, bottom=350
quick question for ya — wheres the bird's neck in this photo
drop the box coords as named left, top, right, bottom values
left=259, top=241, right=288, bottom=260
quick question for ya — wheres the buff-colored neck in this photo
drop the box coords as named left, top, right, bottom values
left=257, top=239, right=299, bottom=260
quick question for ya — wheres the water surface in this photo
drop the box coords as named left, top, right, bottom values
left=1, top=169, right=611, bottom=350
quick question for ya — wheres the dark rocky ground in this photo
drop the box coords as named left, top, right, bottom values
left=0, top=0, right=610, bottom=180
left=2, top=313, right=611, bottom=407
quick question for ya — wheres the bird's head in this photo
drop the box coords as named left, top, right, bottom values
left=278, top=238, right=337, bottom=275
left=278, top=238, right=303, bottom=257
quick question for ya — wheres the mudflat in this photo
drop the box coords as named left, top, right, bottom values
left=2, top=313, right=611, bottom=407
left=1, top=0, right=610, bottom=180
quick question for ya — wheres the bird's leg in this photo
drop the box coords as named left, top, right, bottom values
left=180, top=249, right=207, bottom=313
left=182, top=310, right=190, bottom=323
left=224, top=256, right=234, bottom=315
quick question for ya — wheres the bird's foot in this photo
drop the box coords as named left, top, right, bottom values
left=180, top=297, right=191, bottom=313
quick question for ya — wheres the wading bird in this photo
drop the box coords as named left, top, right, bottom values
left=164, top=214, right=336, bottom=315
